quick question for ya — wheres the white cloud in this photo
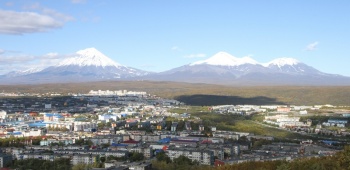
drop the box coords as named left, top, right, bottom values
left=0, top=4, right=73, bottom=35
left=71, top=0, right=87, bottom=4
left=43, top=52, right=59, bottom=59
left=0, top=49, right=5, bottom=54
left=305, top=41, right=319, bottom=51
left=184, top=53, right=206, bottom=58
left=171, top=46, right=181, bottom=51
left=0, top=52, right=69, bottom=75
left=5, top=2, right=14, bottom=7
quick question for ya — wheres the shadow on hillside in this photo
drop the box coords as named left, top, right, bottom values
left=175, top=94, right=286, bottom=106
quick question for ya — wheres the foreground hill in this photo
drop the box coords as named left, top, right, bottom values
left=0, top=81, right=350, bottom=106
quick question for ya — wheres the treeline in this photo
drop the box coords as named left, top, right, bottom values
left=0, top=136, right=42, bottom=147
left=11, top=158, right=71, bottom=170
left=174, top=95, right=286, bottom=106
left=152, top=152, right=207, bottom=170
left=215, top=146, right=350, bottom=170
left=153, top=146, right=350, bottom=170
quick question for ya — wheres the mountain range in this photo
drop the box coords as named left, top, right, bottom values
left=1, top=48, right=349, bottom=85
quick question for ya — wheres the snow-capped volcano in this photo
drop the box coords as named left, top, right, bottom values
left=145, top=51, right=350, bottom=85
left=190, top=52, right=258, bottom=66
left=58, top=48, right=122, bottom=67
left=263, top=57, right=299, bottom=67
left=0, top=48, right=150, bottom=84
left=1, top=50, right=349, bottom=85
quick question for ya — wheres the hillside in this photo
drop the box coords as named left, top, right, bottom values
left=0, top=81, right=350, bottom=106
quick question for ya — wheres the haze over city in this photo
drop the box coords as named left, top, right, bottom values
left=1, top=0, right=350, bottom=76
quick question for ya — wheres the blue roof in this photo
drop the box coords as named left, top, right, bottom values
left=11, top=132, right=22, bottom=135
left=321, top=140, right=339, bottom=145
left=111, top=143, right=128, bottom=147
left=45, top=113, right=54, bottom=117
left=158, top=137, right=171, bottom=144
left=29, top=122, right=46, bottom=127
left=54, top=115, right=64, bottom=118
left=45, top=113, right=63, bottom=118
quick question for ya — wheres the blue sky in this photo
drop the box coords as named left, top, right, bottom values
left=1, top=0, right=350, bottom=76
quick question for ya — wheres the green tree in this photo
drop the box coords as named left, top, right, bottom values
left=173, top=155, right=193, bottom=165
left=101, top=143, right=110, bottom=148
left=156, top=151, right=171, bottom=163
left=72, top=163, right=92, bottom=170
left=336, top=145, right=350, bottom=169
left=129, top=152, right=144, bottom=162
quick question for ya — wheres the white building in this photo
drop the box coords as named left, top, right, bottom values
left=22, top=129, right=44, bottom=137
left=0, top=154, right=12, bottom=167
left=98, top=114, right=118, bottom=122
left=0, top=110, right=6, bottom=119
left=72, top=154, right=95, bottom=165
left=166, top=148, right=214, bottom=165
left=299, top=110, right=308, bottom=115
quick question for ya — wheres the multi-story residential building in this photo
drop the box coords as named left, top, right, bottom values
left=128, top=162, right=152, bottom=170
left=169, top=139, right=198, bottom=148
left=22, top=128, right=44, bottom=137
left=140, top=135, right=161, bottom=142
left=71, top=154, right=96, bottom=165
left=18, top=153, right=70, bottom=161
left=54, top=149, right=128, bottom=158
left=0, top=153, right=12, bottom=167
left=166, top=148, right=214, bottom=165
left=127, top=146, right=153, bottom=158
left=90, top=135, right=125, bottom=145
left=171, top=122, right=178, bottom=132
left=40, top=139, right=74, bottom=146
left=212, top=131, right=240, bottom=140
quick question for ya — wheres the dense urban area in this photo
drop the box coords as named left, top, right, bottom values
left=0, top=89, right=349, bottom=170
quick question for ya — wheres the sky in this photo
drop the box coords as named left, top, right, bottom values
left=1, top=0, right=350, bottom=76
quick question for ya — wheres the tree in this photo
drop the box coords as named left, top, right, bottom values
left=101, top=143, right=110, bottom=149
left=129, top=152, right=144, bottom=162
left=100, top=156, right=106, bottom=163
left=173, top=155, right=193, bottom=165
left=72, top=163, right=91, bottom=170
left=107, top=155, right=116, bottom=161
left=156, top=151, right=171, bottom=163
left=336, top=145, right=350, bottom=169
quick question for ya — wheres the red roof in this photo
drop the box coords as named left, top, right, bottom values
left=201, top=140, right=213, bottom=144
left=122, top=140, right=139, bottom=144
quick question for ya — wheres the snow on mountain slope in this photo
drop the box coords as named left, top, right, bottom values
left=3, top=67, right=43, bottom=77
left=41, top=47, right=149, bottom=78
left=0, top=48, right=150, bottom=83
left=58, top=47, right=122, bottom=67
left=187, top=53, right=317, bottom=75
left=1, top=49, right=349, bottom=85
left=190, top=52, right=258, bottom=66
left=263, top=57, right=299, bottom=67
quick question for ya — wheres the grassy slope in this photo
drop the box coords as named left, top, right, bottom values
left=170, top=107, right=308, bottom=139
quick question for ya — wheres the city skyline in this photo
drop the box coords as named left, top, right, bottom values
left=1, top=1, right=350, bottom=76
